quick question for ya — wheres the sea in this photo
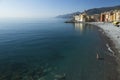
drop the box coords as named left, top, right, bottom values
left=0, top=18, right=112, bottom=80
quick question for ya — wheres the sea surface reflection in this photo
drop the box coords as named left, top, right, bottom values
left=0, top=19, right=109, bottom=80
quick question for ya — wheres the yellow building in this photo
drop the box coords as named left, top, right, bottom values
left=115, top=10, right=120, bottom=21
left=74, top=15, right=81, bottom=21
left=74, top=12, right=89, bottom=22
left=80, top=13, right=86, bottom=22
left=109, top=11, right=114, bottom=22
left=113, top=10, right=116, bottom=21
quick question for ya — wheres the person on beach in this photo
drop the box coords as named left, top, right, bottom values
left=96, top=53, right=99, bottom=60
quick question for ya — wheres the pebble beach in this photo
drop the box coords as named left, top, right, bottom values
left=90, top=22, right=120, bottom=79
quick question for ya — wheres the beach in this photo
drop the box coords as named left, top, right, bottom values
left=89, top=22, right=120, bottom=80
left=90, top=22, right=120, bottom=52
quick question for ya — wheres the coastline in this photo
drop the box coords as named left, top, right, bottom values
left=89, top=22, right=120, bottom=80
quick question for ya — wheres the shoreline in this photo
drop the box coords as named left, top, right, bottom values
left=89, top=22, right=120, bottom=80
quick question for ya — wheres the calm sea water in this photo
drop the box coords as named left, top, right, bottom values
left=0, top=18, right=108, bottom=80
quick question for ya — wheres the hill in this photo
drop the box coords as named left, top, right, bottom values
left=56, top=12, right=81, bottom=18
left=56, top=5, right=120, bottom=18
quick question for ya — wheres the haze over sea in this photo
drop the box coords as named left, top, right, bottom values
left=0, top=18, right=110, bottom=80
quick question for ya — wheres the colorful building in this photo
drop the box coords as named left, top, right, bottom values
left=100, top=13, right=106, bottom=22
left=92, top=14, right=100, bottom=22
left=115, top=10, right=120, bottom=21
left=74, top=15, right=81, bottom=21
left=74, top=12, right=88, bottom=22
left=74, top=10, right=120, bottom=22
left=100, top=10, right=120, bottom=22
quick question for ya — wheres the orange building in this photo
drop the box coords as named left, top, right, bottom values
left=100, top=13, right=106, bottom=22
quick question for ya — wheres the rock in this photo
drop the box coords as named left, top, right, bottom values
left=38, top=77, right=46, bottom=80
left=47, top=67, right=52, bottom=72
left=54, top=73, right=66, bottom=80
left=43, top=69, right=48, bottom=73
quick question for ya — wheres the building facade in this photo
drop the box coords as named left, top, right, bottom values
left=100, top=10, right=120, bottom=22
left=74, top=10, right=120, bottom=22
left=74, top=12, right=88, bottom=22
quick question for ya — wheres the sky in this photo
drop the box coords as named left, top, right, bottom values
left=0, top=0, right=120, bottom=18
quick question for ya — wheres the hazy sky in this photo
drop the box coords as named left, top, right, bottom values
left=0, top=0, right=120, bottom=18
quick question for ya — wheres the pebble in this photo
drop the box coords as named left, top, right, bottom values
left=117, top=36, right=119, bottom=38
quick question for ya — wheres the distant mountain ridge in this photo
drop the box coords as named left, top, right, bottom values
left=56, top=12, right=81, bottom=18
left=56, top=5, right=120, bottom=18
